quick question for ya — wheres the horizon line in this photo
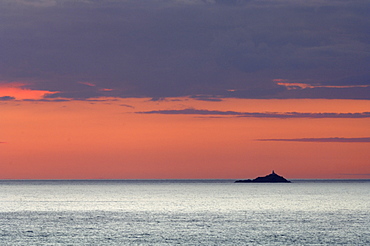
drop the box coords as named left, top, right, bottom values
left=1, top=178, right=369, bottom=181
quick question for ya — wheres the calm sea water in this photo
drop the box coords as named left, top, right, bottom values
left=0, top=180, right=369, bottom=245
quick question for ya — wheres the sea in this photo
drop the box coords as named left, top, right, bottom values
left=0, top=180, right=369, bottom=245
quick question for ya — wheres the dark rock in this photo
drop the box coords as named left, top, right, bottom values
left=235, top=170, right=291, bottom=183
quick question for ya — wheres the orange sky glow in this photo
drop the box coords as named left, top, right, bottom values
left=1, top=95, right=369, bottom=180
left=0, top=82, right=58, bottom=100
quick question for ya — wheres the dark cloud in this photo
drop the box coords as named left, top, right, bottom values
left=326, top=73, right=370, bottom=86
left=136, top=108, right=370, bottom=118
left=138, top=108, right=244, bottom=116
left=274, top=86, right=370, bottom=100
left=22, top=98, right=70, bottom=102
left=0, top=96, right=15, bottom=101
left=120, top=104, right=135, bottom=109
left=256, top=137, right=370, bottom=143
left=1, top=0, right=369, bottom=99
left=191, top=95, right=223, bottom=102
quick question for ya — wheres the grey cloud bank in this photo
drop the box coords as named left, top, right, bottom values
left=1, top=0, right=369, bottom=99
left=256, top=137, right=370, bottom=143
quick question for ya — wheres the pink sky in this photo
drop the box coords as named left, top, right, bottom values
left=1, top=92, right=369, bottom=179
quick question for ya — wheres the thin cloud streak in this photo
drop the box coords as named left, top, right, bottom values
left=120, top=104, right=135, bottom=109
left=339, top=173, right=370, bottom=176
left=136, top=108, right=370, bottom=119
left=137, top=108, right=244, bottom=116
left=0, top=96, right=15, bottom=101
left=256, top=137, right=370, bottom=143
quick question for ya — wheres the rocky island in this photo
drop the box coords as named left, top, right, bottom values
left=235, top=170, right=291, bottom=183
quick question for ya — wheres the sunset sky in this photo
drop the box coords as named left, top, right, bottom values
left=1, top=0, right=369, bottom=179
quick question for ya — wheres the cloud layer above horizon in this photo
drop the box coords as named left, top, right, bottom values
left=256, top=137, right=370, bottom=143
left=137, top=108, right=370, bottom=118
left=1, top=0, right=370, bottom=100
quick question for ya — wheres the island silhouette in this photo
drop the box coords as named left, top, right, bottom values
left=235, top=170, right=291, bottom=183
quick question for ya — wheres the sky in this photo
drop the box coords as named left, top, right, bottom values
left=1, top=0, right=369, bottom=179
